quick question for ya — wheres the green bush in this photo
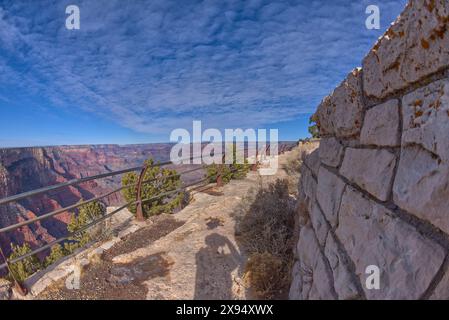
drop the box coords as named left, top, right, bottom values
left=9, top=243, right=42, bottom=282
left=44, top=244, right=69, bottom=268
left=308, top=114, right=320, bottom=139
left=67, top=200, right=106, bottom=250
left=121, top=158, right=185, bottom=218
left=206, top=144, right=250, bottom=184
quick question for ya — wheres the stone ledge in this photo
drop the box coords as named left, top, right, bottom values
left=315, top=68, right=364, bottom=138
left=363, top=0, right=449, bottom=99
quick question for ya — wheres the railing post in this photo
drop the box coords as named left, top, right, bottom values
left=251, top=148, right=259, bottom=171
left=135, top=164, right=149, bottom=222
left=216, top=154, right=226, bottom=187
left=0, top=246, right=27, bottom=296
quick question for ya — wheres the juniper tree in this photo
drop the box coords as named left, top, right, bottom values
left=121, top=158, right=184, bottom=218
left=9, top=243, right=41, bottom=282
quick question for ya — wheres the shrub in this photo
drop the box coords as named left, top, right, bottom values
left=205, top=144, right=250, bottom=184
left=121, top=158, right=184, bottom=218
left=244, top=252, right=284, bottom=299
left=308, top=114, right=320, bottom=139
left=44, top=244, right=69, bottom=268
left=238, top=179, right=296, bottom=299
left=8, top=243, right=42, bottom=282
left=67, top=200, right=106, bottom=250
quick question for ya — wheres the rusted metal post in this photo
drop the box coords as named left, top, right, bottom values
left=0, top=246, right=27, bottom=296
left=135, top=164, right=149, bottom=222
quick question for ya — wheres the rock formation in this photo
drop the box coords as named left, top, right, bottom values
left=0, top=144, right=174, bottom=258
left=291, top=0, right=449, bottom=300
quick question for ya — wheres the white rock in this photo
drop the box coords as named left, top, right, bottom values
left=99, top=237, right=121, bottom=251
left=118, top=225, right=141, bottom=239
left=30, top=275, right=54, bottom=296
left=316, top=167, right=346, bottom=228
left=319, top=138, right=344, bottom=167
left=402, top=79, right=449, bottom=161
left=315, top=69, right=364, bottom=137
left=299, top=165, right=317, bottom=213
left=47, top=268, right=71, bottom=282
left=296, top=226, right=335, bottom=300
left=336, top=186, right=445, bottom=299
left=0, top=279, right=11, bottom=300
left=324, top=233, right=359, bottom=300
left=363, top=0, right=449, bottom=99
left=340, top=148, right=396, bottom=201
left=303, top=149, right=320, bottom=176
left=309, top=200, right=330, bottom=246
left=360, top=99, right=400, bottom=147
left=393, top=145, right=449, bottom=234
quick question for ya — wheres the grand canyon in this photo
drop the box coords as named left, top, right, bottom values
left=0, top=143, right=295, bottom=258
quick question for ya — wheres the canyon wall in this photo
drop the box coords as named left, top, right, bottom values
left=0, top=142, right=295, bottom=259
left=291, top=0, right=449, bottom=300
left=0, top=144, right=174, bottom=257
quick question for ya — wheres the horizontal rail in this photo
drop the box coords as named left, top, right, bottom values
left=0, top=152, right=217, bottom=207
left=0, top=175, right=216, bottom=271
left=0, top=166, right=143, bottom=207
left=0, top=166, right=205, bottom=235
left=0, top=201, right=134, bottom=270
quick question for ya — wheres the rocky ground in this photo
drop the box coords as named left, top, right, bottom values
left=35, top=146, right=309, bottom=300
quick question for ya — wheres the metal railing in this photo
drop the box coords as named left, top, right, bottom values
left=0, top=153, right=240, bottom=295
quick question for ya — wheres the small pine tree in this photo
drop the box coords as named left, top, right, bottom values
left=121, top=158, right=185, bottom=218
left=67, top=200, right=105, bottom=250
left=44, top=244, right=68, bottom=268
left=9, top=243, right=41, bottom=282
left=206, top=143, right=250, bottom=184
left=308, top=115, right=320, bottom=139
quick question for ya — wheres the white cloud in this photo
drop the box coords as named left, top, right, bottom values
left=0, top=0, right=407, bottom=135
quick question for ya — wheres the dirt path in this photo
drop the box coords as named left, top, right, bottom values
left=37, top=151, right=299, bottom=300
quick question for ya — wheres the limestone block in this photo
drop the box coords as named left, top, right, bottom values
left=402, top=79, right=449, bottom=161
left=336, top=186, right=445, bottom=299
left=316, top=167, right=346, bottom=228
left=393, top=145, right=449, bottom=234
left=315, top=69, right=364, bottom=137
left=324, top=233, right=359, bottom=300
left=30, top=275, right=54, bottom=296
left=340, top=148, right=396, bottom=201
left=299, top=165, right=317, bottom=213
left=319, top=137, right=344, bottom=167
left=303, top=149, right=320, bottom=177
left=296, top=226, right=335, bottom=300
left=360, top=99, right=400, bottom=147
left=363, top=0, right=449, bottom=98
left=309, top=200, right=330, bottom=247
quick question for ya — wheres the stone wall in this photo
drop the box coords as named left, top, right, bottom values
left=290, top=0, right=449, bottom=300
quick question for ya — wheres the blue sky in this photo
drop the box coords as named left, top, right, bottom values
left=0, top=0, right=407, bottom=147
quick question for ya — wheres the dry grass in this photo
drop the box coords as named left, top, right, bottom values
left=236, top=179, right=296, bottom=299
left=244, top=252, right=283, bottom=299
